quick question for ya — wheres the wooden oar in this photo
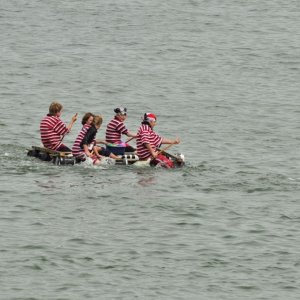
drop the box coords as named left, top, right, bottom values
left=156, top=143, right=174, bottom=156
left=125, top=136, right=136, bottom=143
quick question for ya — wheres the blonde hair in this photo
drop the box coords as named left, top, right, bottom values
left=93, top=115, right=103, bottom=127
left=49, top=102, right=63, bottom=115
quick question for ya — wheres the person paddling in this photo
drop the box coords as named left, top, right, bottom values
left=136, top=113, right=180, bottom=168
left=105, top=107, right=137, bottom=155
left=40, top=102, right=77, bottom=152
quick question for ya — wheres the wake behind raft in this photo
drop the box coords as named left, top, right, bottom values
left=27, top=146, right=185, bottom=167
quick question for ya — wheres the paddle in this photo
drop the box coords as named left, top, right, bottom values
left=156, top=143, right=174, bottom=156
left=156, top=144, right=184, bottom=166
left=149, top=144, right=174, bottom=165
left=125, top=136, right=136, bottom=143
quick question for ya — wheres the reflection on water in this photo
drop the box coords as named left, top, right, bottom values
left=135, top=171, right=156, bottom=187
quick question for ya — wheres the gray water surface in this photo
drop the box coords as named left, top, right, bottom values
left=1, top=0, right=299, bottom=299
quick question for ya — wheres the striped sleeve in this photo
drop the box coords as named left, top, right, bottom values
left=116, top=122, right=128, bottom=135
left=72, top=124, right=90, bottom=156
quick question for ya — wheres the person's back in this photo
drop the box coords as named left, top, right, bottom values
left=40, top=102, right=77, bottom=151
left=40, top=113, right=68, bottom=151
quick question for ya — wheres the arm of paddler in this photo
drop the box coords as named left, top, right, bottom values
left=83, top=144, right=93, bottom=157
left=144, top=143, right=158, bottom=159
left=161, top=137, right=180, bottom=145
left=126, top=131, right=137, bottom=138
left=95, top=139, right=108, bottom=145
left=92, top=145, right=102, bottom=159
left=66, top=113, right=78, bottom=131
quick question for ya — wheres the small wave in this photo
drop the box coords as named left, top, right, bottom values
left=24, top=264, right=42, bottom=271
left=21, top=245, right=46, bottom=250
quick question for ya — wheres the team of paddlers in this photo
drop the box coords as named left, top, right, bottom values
left=39, top=102, right=181, bottom=168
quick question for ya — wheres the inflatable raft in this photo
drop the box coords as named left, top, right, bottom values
left=27, top=146, right=184, bottom=167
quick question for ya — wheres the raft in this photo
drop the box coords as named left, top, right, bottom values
left=27, top=146, right=139, bottom=166
left=27, top=146, right=184, bottom=167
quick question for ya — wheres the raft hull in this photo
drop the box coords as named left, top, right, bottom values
left=27, top=146, right=139, bottom=166
left=27, top=146, right=75, bottom=165
left=27, top=146, right=184, bottom=167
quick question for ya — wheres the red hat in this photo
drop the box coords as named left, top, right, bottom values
left=144, top=113, right=157, bottom=122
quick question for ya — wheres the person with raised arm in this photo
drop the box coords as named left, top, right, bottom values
left=40, top=101, right=77, bottom=152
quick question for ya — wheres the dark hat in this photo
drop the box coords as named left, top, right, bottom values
left=114, top=107, right=127, bottom=115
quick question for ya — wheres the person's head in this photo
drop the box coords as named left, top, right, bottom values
left=93, top=115, right=103, bottom=129
left=142, top=113, right=157, bottom=127
left=114, top=107, right=127, bottom=121
left=49, top=102, right=63, bottom=116
left=81, top=112, right=94, bottom=125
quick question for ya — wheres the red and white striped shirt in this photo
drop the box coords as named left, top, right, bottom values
left=72, top=124, right=91, bottom=157
left=40, top=115, right=69, bottom=150
left=136, top=124, right=162, bottom=160
left=105, top=117, right=128, bottom=144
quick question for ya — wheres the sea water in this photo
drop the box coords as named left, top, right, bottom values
left=0, top=0, right=299, bottom=299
